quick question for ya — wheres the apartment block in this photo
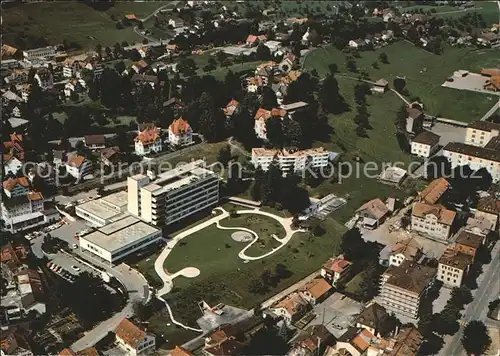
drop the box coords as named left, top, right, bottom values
left=464, top=121, right=500, bottom=147
left=437, top=248, right=472, bottom=288
left=127, top=160, right=219, bottom=226
left=379, top=261, right=436, bottom=319
left=411, top=203, right=456, bottom=241
left=251, top=147, right=332, bottom=173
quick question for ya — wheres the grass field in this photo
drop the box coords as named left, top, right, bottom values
left=143, top=212, right=346, bottom=346
left=219, top=213, right=285, bottom=256
left=303, top=41, right=499, bottom=122
left=2, top=2, right=173, bottom=49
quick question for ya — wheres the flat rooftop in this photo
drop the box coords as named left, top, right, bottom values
left=76, top=199, right=122, bottom=220
left=101, top=191, right=128, bottom=209
left=81, top=215, right=160, bottom=253
left=144, top=160, right=216, bottom=195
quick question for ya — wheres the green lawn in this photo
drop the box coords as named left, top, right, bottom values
left=2, top=2, right=173, bottom=49
left=304, top=41, right=499, bottom=123
left=219, top=213, right=285, bottom=256
left=156, top=141, right=230, bottom=168
left=144, top=213, right=346, bottom=346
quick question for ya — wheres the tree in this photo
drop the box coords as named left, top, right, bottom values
left=248, top=278, right=267, bottom=294
left=354, top=83, right=370, bottom=105
left=461, top=321, right=491, bottom=356
left=75, top=140, right=85, bottom=156
left=319, top=74, right=346, bottom=114
left=256, top=42, right=271, bottom=60
left=379, top=52, right=389, bottom=64
left=393, top=78, right=406, bottom=93
left=282, top=119, right=303, bottom=147
left=450, top=286, right=473, bottom=309
left=418, top=333, right=444, bottom=355
left=346, top=57, right=358, bottom=73
left=199, top=109, right=218, bottom=142
left=433, top=306, right=460, bottom=336
left=261, top=86, right=277, bottom=110
left=328, top=63, right=338, bottom=74
left=217, top=145, right=232, bottom=167
left=407, top=26, right=419, bottom=43
left=265, top=116, right=284, bottom=147
left=133, top=301, right=152, bottom=321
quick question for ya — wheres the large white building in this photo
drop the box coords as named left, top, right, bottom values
left=127, top=160, right=219, bottom=226
left=79, top=215, right=162, bottom=264
left=75, top=191, right=129, bottom=227
left=411, top=203, right=456, bottom=241
left=411, top=130, right=440, bottom=158
left=22, top=46, right=56, bottom=59
left=437, top=247, right=472, bottom=288
left=251, top=147, right=332, bottom=173
left=134, top=125, right=162, bottom=156
left=443, top=138, right=500, bottom=183
left=464, top=121, right=500, bottom=147
left=379, top=261, right=436, bottom=319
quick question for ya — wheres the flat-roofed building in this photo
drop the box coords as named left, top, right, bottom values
left=475, top=193, right=500, bottom=231
left=437, top=247, right=472, bottom=288
left=251, top=147, right=332, bottom=173
left=379, top=261, right=436, bottom=319
left=79, top=215, right=162, bottom=264
left=127, top=160, right=219, bottom=226
left=75, top=191, right=128, bottom=227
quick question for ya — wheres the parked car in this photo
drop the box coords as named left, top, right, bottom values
left=71, top=265, right=81, bottom=272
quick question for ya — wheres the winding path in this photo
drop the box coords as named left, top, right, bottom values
left=153, top=207, right=305, bottom=331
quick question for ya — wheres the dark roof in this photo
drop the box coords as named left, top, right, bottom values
left=439, top=247, right=473, bottom=270
left=53, top=150, right=66, bottom=160
left=467, top=120, right=500, bottom=132
left=294, top=325, right=335, bottom=352
left=443, top=142, right=500, bottom=162
left=383, top=260, right=436, bottom=295
left=485, top=136, right=500, bottom=150
left=84, top=135, right=105, bottom=146
left=163, top=97, right=184, bottom=108
left=131, top=73, right=158, bottom=83
left=455, top=230, right=483, bottom=249
left=407, top=107, right=424, bottom=119
left=387, top=326, right=423, bottom=356
left=42, top=208, right=59, bottom=216
left=477, top=194, right=500, bottom=214
left=412, top=130, right=440, bottom=146
left=354, top=303, right=388, bottom=331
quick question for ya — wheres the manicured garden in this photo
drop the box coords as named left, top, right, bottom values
left=303, top=41, right=499, bottom=123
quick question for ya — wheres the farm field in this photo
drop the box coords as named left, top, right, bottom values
left=2, top=1, right=174, bottom=49
left=303, top=41, right=499, bottom=123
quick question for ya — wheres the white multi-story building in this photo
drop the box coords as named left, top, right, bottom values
left=22, top=46, right=56, bottom=59
left=251, top=147, right=332, bottom=173
left=75, top=191, right=128, bottom=227
left=127, top=160, right=219, bottom=226
left=379, top=261, right=436, bottom=320
left=79, top=215, right=162, bottom=264
left=411, top=130, right=440, bottom=158
left=443, top=138, right=500, bottom=183
left=321, top=255, right=352, bottom=287
left=437, top=248, right=472, bottom=288
left=65, top=155, right=91, bottom=180
left=115, top=318, right=156, bottom=356
left=168, top=118, right=193, bottom=146
left=465, top=121, right=500, bottom=147
left=134, top=125, right=162, bottom=156
left=411, top=203, right=456, bottom=241
left=1, top=177, right=58, bottom=233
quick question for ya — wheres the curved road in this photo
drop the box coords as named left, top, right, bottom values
left=153, top=206, right=304, bottom=331
left=133, top=1, right=180, bottom=42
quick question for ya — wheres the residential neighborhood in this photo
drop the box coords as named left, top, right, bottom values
left=1, top=0, right=499, bottom=355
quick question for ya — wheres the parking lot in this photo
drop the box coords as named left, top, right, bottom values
left=442, top=71, right=500, bottom=96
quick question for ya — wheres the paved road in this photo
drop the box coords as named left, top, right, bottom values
left=480, top=99, right=500, bottom=121
left=440, top=241, right=500, bottom=356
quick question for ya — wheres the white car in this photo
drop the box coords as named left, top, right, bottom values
left=71, top=265, right=81, bottom=272
left=72, top=244, right=78, bottom=249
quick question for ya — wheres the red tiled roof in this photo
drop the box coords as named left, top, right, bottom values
left=135, top=126, right=161, bottom=144
left=2, top=177, right=29, bottom=192
left=169, top=118, right=191, bottom=135
left=115, top=318, right=145, bottom=349
left=66, top=155, right=86, bottom=168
